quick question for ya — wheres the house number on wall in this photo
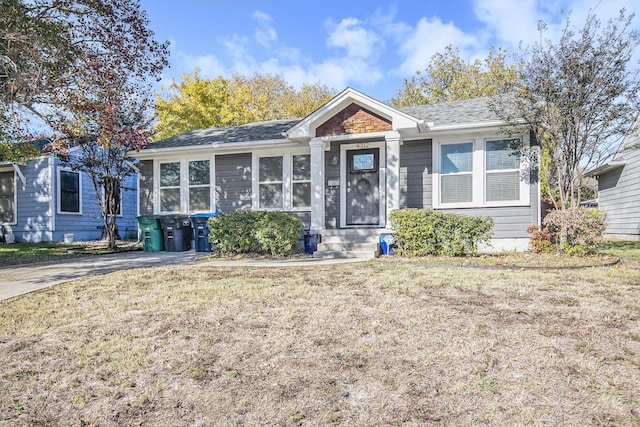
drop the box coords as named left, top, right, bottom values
left=357, top=142, right=369, bottom=149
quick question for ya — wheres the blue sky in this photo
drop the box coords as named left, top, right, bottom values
left=140, top=0, right=639, bottom=102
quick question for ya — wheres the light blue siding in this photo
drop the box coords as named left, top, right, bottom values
left=13, top=157, right=54, bottom=242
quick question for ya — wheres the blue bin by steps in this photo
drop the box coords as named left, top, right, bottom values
left=380, top=233, right=395, bottom=255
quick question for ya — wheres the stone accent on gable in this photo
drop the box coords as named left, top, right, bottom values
left=316, top=103, right=392, bottom=137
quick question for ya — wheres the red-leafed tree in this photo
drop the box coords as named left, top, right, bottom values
left=1, top=0, right=169, bottom=248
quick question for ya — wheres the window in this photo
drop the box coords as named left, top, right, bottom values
left=59, top=170, right=81, bottom=213
left=486, top=139, right=522, bottom=202
left=160, top=162, right=180, bottom=212
left=189, top=160, right=211, bottom=211
left=104, top=177, right=121, bottom=216
left=0, top=171, right=15, bottom=223
left=440, top=142, right=473, bottom=204
left=351, top=153, right=376, bottom=172
left=292, top=154, right=311, bottom=209
left=259, top=156, right=283, bottom=209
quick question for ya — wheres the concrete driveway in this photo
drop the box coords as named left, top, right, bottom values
left=0, top=250, right=365, bottom=301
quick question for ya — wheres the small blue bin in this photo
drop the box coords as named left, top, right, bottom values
left=380, top=233, right=395, bottom=255
left=190, top=212, right=219, bottom=252
left=304, top=233, right=320, bottom=254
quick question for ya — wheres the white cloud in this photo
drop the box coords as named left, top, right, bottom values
left=252, top=11, right=278, bottom=48
left=396, top=17, right=481, bottom=76
left=326, top=17, right=384, bottom=60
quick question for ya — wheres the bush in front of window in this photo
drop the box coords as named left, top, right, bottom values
left=389, top=208, right=494, bottom=256
left=207, top=211, right=303, bottom=256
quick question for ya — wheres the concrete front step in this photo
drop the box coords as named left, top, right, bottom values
left=312, top=228, right=385, bottom=260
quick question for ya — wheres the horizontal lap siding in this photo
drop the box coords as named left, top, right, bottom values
left=598, top=149, right=640, bottom=237
left=14, top=157, right=54, bottom=242
left=440, top=206, right=533, bottom=239
left=215, top=153, right=252, bottom=212
left=139, top=160, right=154, bottom=215
left=324, top=143, right=341, bottom=228
left=400, top=139, right=432, bottom=209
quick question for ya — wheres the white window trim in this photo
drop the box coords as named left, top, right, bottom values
left=57, top=168, right=83, bottom=215
left=291, top=154, right=311, bottom=210
left=251, top=149, right=312, bottom=211
left=157, top=160, right=182, bottom=213
left=0, top=168, right=17, bottom=225
left=188, top=159, right=213, bottom=213
left=432, top=134, right=530, bottom=209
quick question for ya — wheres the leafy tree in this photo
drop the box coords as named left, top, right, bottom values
left=391, top=46, right=520, bottom=107
left=493, top=9, right=640, bottom=209
left=2, top=0, right=170, bottom=249
left=154, top=72, right=335, bottom=140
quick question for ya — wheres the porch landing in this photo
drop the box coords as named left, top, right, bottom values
left=313, top=229, right=384, bottom=260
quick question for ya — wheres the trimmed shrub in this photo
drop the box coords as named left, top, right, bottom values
left=526, top=225, right=555, bottom=254
left=208, top=211, right=303, bottom=256
left=542, top=207, right=607, bottom=255
left=389, top=208, right=494, bottom=256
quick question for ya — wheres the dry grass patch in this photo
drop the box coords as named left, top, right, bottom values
left=1, top=259, right=639, bottom=426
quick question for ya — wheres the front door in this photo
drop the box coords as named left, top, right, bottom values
left=346, top=148, right=380, bottom=225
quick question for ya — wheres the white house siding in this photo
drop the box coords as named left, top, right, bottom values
left=598, top=148, right=640, bottom=239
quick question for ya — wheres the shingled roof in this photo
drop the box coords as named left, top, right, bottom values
left=399, top=96, right=504, bottom=127
left=147, top=118, right=300, bottom=150
left=145, top=95, right=511, bottom=151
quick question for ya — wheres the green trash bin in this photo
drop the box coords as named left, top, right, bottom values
left=137, top=215, right=164, bottom=252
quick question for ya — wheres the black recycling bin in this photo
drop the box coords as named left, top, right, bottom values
left=137, top=215, right=164, bottom=252
left=190, top=212, right=219, bottom=252
left=159, top=215, right=192, bottom=252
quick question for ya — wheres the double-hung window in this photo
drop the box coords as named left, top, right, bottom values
left=259, top=156, right=284, bottom=209
left=292, top=154, right=311, bottom=209
left=485, top=139, right=522, bottom=202
left=440, top=142, right=473, bottom=204
left=59, top=170, right=81, bottom=213
left=160, top=162, right=181, bottom=212
left=189, top=160, right=210, bottom=211
left=0, top=170, right=16, bottom=223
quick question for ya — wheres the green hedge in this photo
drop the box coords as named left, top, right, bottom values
left=207, top=211, right=303, bottom=256
left=389, top=208, right=494, bottom=256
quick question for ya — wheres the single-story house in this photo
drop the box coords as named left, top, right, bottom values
left=134, top=88, right=540, bottom=258
left=588, top=117, right=640, bottom=240
left=0, top=147, right=138, bottom=243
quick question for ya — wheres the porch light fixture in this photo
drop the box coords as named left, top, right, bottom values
left=330, top=154, right=339, bottom=166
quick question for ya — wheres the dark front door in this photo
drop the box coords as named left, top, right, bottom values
left=346, top=148, right=380, bottom=225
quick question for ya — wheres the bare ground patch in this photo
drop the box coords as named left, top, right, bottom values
left=1, top=259, right=639, bottom=426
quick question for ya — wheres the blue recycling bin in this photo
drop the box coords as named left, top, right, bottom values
left=380, top=233, right=395, bottom=255
left=190, top=212, right=219, bottom=252
left=304, top=233, right=320, bottom=254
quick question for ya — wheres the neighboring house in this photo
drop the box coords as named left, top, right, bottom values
left=135, top=88, right=540, bottom=257
left=588, top=118, right=640, bottom=240
left=0, top=147, right=138, bottom=243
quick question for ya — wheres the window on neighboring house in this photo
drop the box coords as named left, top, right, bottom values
left=104, top=177, right=121, bottom=216
left=59, top=170, right=81, bottom=213
left=259, top=156, right=283, bottom=209
left=485, top=139, right=522, bottom=202
left=292, top=154, right=311, bottom=209
left=160, top=162, right=180, bottom=212
left=440, top=142, right=473, bottom=204
left=189, top=160, right=210, bottom=211
left=0, top=171, right=15, bottom=223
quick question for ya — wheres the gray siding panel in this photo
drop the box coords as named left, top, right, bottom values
left=598, top=148, right=640, bottom=237
left=215, top=153, right=252, bottom=212
left=440, top=206, right=533, bottom=239
left=139, top=160, right=154, bottom=215
left=399, top=139, right=432, bottom=209
left=324, top=142, right=341, bottom=228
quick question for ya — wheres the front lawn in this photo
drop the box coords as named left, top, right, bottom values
left=0, top=242, right=137, bottom=267
left=1, top=259, right=638, bottom=425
